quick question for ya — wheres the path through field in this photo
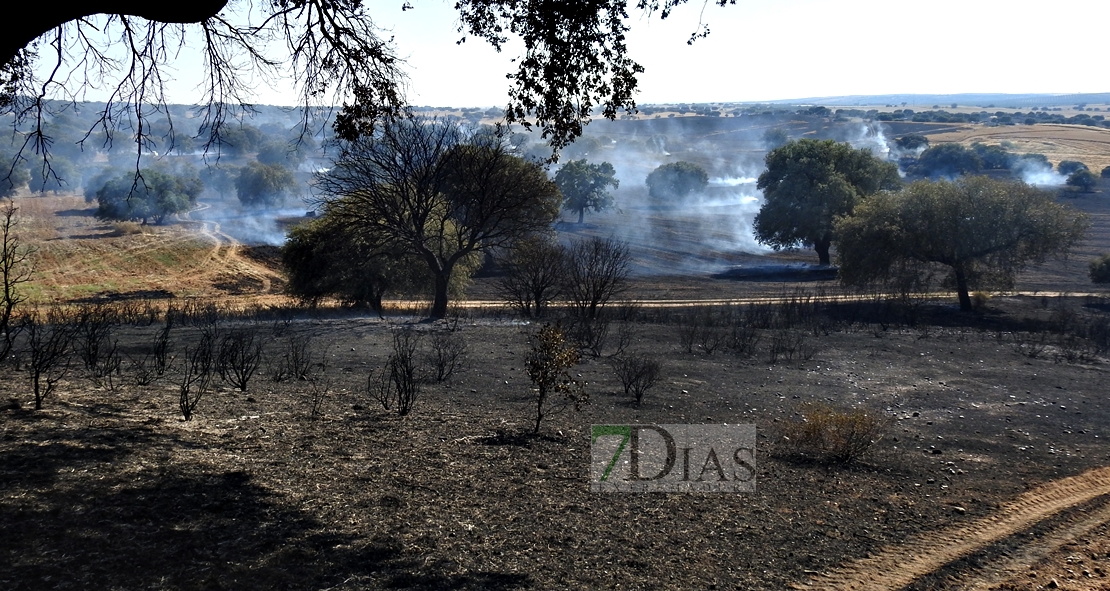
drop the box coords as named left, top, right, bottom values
left=795, top=466, right=1110, bottom=591
left=176, top=201, right=284, bottom=295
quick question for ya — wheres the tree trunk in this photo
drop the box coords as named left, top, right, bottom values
left=430, top=270, right=450, bottom=320
left=577, top=208, right=584, bottom=224
left=815, top=235, right=832, bottom=266
left=954, top=265, right=973, bottom=312
left=534, top=387, right=546, bottom=433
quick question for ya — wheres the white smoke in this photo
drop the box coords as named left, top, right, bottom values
left=192, top=202, right=310, bottom=245
left=845, top=123, right=891, bottom=160
left=1014, top=160, right=1066, bottom=187
left=710, top=176, right=758, bottom=186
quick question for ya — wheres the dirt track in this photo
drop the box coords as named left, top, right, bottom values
left=796, top=466, right=1110, bottom=590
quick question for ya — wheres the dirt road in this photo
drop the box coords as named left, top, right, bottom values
left=795, top=466, right=1110, bottom=590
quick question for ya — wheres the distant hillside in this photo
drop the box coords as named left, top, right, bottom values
left=757, top=93, right=1110, bottom=109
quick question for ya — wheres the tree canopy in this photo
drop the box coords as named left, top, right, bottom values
left=282, top=214, right=474, bottom=314
left=645, top=161, right=708, bottom=201
left=555, top=160, right=619, bottom=224
left=312, top=117, right=562, bottom=319
left=236, top=162, right=297, bottom=208
left=836, top=176, right=1088, bottom=311
left=909, top=143, right=983, bottom=178
left=1066, top=169, right=1098, bottom=193
left=95, top=169, right=203, bottom=225
left=1057, top=160, right=1089, bottom=176
left=754, top=139, right=902, bottom=265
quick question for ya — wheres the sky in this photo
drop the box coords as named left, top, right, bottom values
left=45, top=0, right=1110, bottom=108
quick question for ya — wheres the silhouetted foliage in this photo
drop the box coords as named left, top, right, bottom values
left=555, top=159, right=619, bottom=224
left=314, top=117, right=561, bottom=319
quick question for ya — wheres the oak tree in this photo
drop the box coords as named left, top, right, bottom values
left=754, top=139, right=901, bottom=265
left=313, top=117, right=561, bottom=319
left=555, top=159, right=619, bottom=224
left=836, top=176, right=1088, bottom=311
left=645, top=161, right=708, bottom=201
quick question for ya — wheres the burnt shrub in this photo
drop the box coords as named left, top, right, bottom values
left=371, top=327, right=422, bottom=415
left=217, top=326, right=265, bottom=391
left=610, top=354, right=662, bottom=405
left=425, top=329, right=467, bottom=383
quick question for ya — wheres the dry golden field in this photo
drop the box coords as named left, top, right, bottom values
left=927, top=124, right=1110, bottom=174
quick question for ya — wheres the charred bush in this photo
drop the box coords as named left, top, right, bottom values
left=371, top=327, right=422, bottom=415
left=727, top=321, right=761, bottom=358
left=217, top=327, right=265, bottom=391
left=675, top=308, right=726, bottom=355
left=271, top=334, right=315, bottom=382
left=496, top=235, right=565, bottom=318
left=767, top=329, right=817, bottom=364
left=74, top=303, right=118, bottom=374
left=610, top=354, right=662, bottom=405
left=179, top=332, right=215, bottom=421
left=562, top=237, right=631, bottom=320
left=425, top=329, right=467, bottom=383
left=22, top=309, right=77, bottom=410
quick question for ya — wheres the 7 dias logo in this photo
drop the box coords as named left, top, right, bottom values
left=590, top=424, right=756, bottom=493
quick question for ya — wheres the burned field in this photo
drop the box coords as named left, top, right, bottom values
left=4, top=117, right=1110, bottom=590
left=3, top=291, right=1110, bottom=590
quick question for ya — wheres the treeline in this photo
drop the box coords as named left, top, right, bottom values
left=875, top=108, right=1110, bottom=128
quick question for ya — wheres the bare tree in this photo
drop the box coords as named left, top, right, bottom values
left=496, top=235, right=566, bottom=318
left=562, top=236, right=631, bottom=320
left=0, top=201, right=32, bottom=360
left=23, top=309, right=76, bottom=410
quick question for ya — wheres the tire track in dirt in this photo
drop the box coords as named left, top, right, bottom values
left=173, top=202, right=282, bottom=294
left=958, top=498, right=1110, bottom=590
left=793, top=466, right=1110, bottom=591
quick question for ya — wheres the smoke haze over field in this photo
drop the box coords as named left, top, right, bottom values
left=1013, top=160, right=1067, bottom=187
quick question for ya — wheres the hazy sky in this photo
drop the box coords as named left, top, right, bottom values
left=54, top=0, right=1110, bottom=108
left=352, top=0, right=1110, bottom=107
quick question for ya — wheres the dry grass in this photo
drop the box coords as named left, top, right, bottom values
left=775, top=402, right=889, bottom=464
left=926, top=124, right=1110, bottom=173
